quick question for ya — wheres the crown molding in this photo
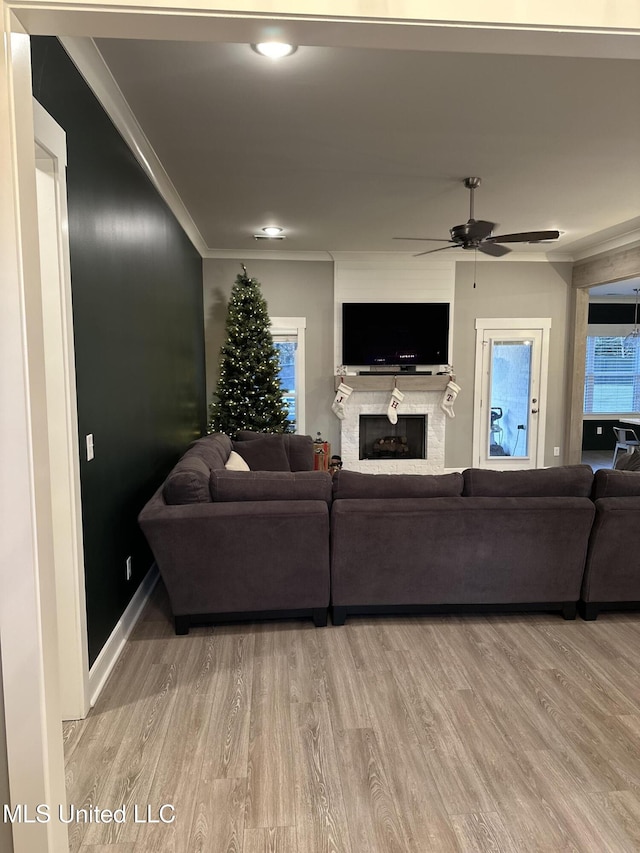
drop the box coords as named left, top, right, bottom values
left=568, top=231, right=640, bottom=262
left=59, top=37, right=209, bottom=258
left=204, top=249, right=334, bottom=261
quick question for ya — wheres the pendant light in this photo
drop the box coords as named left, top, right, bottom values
left=623, top=288, right=640, bottom=355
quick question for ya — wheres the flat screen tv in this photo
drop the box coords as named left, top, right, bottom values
left=342, top=302, right=450, bottom=367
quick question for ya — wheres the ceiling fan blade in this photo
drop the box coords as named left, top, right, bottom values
left=466, top=219, right=496, bottom=240
left=479, top=242, right=511, bottom=257
left=413, top=245, right=457, bottom=258
left=488, top=229, right=560, bottom=244
left=393, top=237, right=454, bottom=243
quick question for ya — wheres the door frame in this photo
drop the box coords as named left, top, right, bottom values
left=34, top=99, right=90, bottom=721
left=473, top=318, right=552, bottom=469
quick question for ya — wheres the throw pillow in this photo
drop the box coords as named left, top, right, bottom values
left=225, top=450, right=251, bottom=471
left=232, top=435, right=290, bottom=471
left=210, top=470, right=332, bottom=503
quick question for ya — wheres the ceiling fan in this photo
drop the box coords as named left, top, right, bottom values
left=394, top=177, right=560, bottom=257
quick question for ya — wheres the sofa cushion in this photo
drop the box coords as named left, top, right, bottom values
left=332, top=469, right=464, bottom=500
left=163, top=454, right=213, bottom=504
left=210, top=470, right=332, bottom=503
left=225, top=450, right=251, bottom=471
left=188, top=433, right=233, bottom=470
left=593, top=468, right=640, bottom=499
left=232, top=435, right=290, bottom=471
left=462, top=464, right=593, bottom=498
left=235, top=431, right=314, bottom=471
left=285, top=434, right=314, bottom=471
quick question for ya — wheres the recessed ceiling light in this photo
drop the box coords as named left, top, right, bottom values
left=251, top=42, right=297, bottom=59
left=262, top=226, right=283, bottom=236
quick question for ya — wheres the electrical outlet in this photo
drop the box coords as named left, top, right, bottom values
left=86, top=434, right=94, bottom=461
left=517, top=424, right=525, bottom=430
left=554, top=447, right=560, bottom=457
left=126, top=556, right=132, bottom=581
left=596, top=426, right=603, bottom=435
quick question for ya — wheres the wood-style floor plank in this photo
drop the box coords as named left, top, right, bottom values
left=243, top=827, right=297, bottom=853
left=292, top=701, right=352, bottom=853
left=66, top=584, right=640, bottom=853
left=245, top=653, right=295, bottom=829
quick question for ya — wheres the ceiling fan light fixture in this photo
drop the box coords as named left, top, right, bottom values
left=251, top=42, right=297, bottom=59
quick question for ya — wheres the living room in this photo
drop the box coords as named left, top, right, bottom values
left=2, top=5, right=640, bottom=852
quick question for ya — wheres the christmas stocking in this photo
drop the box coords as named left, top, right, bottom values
left=387, top=388, right=404, bottom=424
left=440, top=380, right=461, bottom=418
left=332, top=382, right=353, bottom=419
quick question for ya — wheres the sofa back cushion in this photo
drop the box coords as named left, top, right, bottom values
left=234, top=431, right=313, bottom=471
left=332, top=469, right=464, bottom=500
left=187, top=433, right=232, bottom=470
left=210, top=470, right=332, bottom=503
left=232, top=435, right=290, bottom=471
left=163, top=454, right=213, bottom=504
left=463, top=464, right=593, bottom=498
left=593, top=468, right=640, bottom=499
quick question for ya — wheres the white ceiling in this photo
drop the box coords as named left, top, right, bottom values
left=93, top=38, right=640, bottom=259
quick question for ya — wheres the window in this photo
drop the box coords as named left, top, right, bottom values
left=270, top=317, right=306, bottom=433
left=584, top=335, right=640, bottom=414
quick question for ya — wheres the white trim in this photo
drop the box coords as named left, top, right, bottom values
left=472, top=318, right=552, bottom=469
left=271, top=316, right=306, bottom=434
left=88, top=566, right=159, bottom=707
left=59, top=36, right=208, bottom=257
left=1, top=21, right=69, bottom=853
left=34, top=99, right=91, bottom=722
left=474, top=317, right=553, bottom=330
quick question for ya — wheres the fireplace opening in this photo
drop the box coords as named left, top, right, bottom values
left=359, top=415, right=427, bottom=460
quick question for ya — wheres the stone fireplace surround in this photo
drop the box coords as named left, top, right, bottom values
left=336, top=375, right=450, bottom=474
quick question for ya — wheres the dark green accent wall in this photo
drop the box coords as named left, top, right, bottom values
left=582, top=420, right=632, bottom=451
left=31, top=37, right=206, bottom=666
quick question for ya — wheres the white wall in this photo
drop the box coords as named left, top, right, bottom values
left=333, top=254, right=455, bottom=368
left=448, top=260, right=573, bottom=468
left=203, top=258, right=338, bottom=449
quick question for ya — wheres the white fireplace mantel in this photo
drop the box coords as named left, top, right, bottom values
left=334, top=374, right=451, bottom=393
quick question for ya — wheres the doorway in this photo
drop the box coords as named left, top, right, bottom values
left=473, top=319, right=551, bottom=469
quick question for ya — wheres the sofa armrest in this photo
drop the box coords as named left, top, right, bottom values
left=139, top=496, right=330, bottom=616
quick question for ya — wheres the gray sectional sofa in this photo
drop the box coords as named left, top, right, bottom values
left=139, top=433, right=640, bottom=632
left=139, top=431, right=331, bottom=634
left=330, top=465, right=596, bottom=624
left=580, top=468, right=640, bottom=620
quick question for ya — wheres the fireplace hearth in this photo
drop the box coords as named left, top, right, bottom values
left=359, top=415, right=426, bottom=461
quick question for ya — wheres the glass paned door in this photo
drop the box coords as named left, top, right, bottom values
left=488, top=339, right=533, bottom=459
left=476, top=327, right=546, bottom=469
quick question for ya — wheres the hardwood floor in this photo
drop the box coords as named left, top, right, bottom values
left=63, top=584, right=640, bottom=852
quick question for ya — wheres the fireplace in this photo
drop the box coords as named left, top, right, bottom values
left=337, top=375, right=448, bottom=474
left=359, top=415, right=426, bottom=460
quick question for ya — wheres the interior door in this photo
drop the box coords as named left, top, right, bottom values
left=474, top=321, right=550, bottom=469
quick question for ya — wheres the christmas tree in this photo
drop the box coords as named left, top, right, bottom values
left=208, top=269, right=290, bottom=437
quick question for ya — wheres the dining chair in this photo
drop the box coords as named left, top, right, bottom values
left=612, top=427, right=640, bottom=467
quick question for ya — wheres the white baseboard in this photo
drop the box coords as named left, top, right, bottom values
left=88, top=565, right=159, bottom=707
